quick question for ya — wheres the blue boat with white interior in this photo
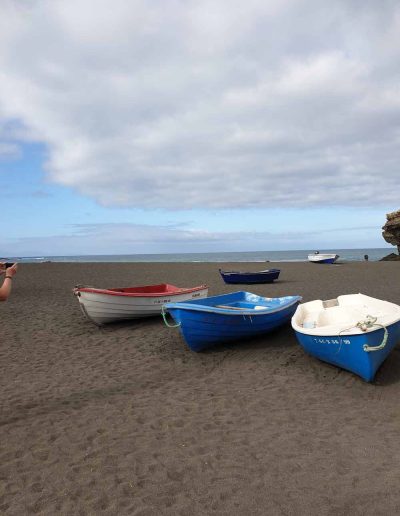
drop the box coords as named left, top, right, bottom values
left=219, top=268, right=280, bottom=284
left=291, top=293, right=400, bottom=381
left=308, top=252, right=339, bottom=264
left=163, top=291, right=302, bottom=352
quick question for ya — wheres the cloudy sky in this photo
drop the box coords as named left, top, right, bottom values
left=1, top=0, right=399, bottom=257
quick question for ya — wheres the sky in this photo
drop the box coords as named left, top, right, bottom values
left=0, top=0, right=399, bottom=257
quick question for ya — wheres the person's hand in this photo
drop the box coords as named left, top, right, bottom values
left=0, top=263, right=5, bottom=275
left=5, top=263, right=17, bottom=277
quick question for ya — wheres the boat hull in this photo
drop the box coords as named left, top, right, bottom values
left=308, top=254, right=339, bottom=264
left=74, top=285, right=208, bottom=325
left=219, top=269, right=280, bottom=284
left=165, top=292, right=301, bottom=352
left=311, top=257, right=337, bottom=264
left=291, top=294, right=400, bottom=381
left=294, top=322, right=400, bottom=381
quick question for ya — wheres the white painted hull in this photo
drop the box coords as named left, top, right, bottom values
left=75, top=287, right=209, bottom=325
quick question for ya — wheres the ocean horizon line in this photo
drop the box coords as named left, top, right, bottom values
left=5, top=247, right=394, bottom=263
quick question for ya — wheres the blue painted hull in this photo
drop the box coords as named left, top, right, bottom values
left=294, top=321, right=400, bottom=381
left=219, top=269, right=280, bottom=284
left=312, top=257, right=336, bottom=264
left=165, top=291, right=301, bottom=352
left=308, top=254, right=339, bottom=264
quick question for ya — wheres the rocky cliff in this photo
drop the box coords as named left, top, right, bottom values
left=381, top=209, right=400, bottom=260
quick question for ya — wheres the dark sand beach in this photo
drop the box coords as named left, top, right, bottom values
left=2, top=261, right=400, bottom=515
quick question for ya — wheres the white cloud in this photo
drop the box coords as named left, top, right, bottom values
left=0, top=142, right=19, bottom=159
left=3, top=222, right=275, bottom=256
left=0, top=0, right=399, bottom=209
left=3, top=221, right=383, bottom=257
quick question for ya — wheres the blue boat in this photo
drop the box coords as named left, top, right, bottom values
left=219, top=268, right=280, bottom=284
left=291, top=294, right=400, bottom=381
left=163, top=291, right=302, bottom=352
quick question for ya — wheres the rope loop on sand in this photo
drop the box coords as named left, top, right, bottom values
left=338, top=315, right=388, bottom=353
left=161, top=305, right=181, bottom=328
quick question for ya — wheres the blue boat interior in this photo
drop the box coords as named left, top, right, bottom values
left=222, top=301, right=268, bottom=310
left=165, top=291, right=301, bottom=313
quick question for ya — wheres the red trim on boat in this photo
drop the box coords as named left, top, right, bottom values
left=74, top=283, right=208, bottom=297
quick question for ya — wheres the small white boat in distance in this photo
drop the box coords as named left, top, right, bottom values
left=73, top=283, right=209, bottom=325
left=308, top=252, right=339, bottom=264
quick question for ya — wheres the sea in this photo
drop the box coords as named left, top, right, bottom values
left=6, top=248, right=394, bottom=263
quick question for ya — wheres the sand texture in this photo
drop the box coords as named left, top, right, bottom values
left=2, top=261, right=400, bottom=515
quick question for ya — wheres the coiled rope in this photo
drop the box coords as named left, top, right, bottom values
left=339, top=315, right=388, bottom=352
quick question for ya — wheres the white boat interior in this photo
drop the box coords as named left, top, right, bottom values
left=292, top=294, right=400, bottom=336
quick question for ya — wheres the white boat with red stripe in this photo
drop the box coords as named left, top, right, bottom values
left=73, top=283, right=209, bottom=325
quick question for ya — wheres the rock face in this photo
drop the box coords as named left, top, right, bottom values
left=381, top=253, right=400, bottom=261
left=381, top=209, right=400, bottom=260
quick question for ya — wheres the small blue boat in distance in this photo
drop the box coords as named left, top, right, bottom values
left=291, top=294, right=400, bottom=381
left=219, top=268, right=280, bottom=284
left=163, top=291, right=302, bottom=352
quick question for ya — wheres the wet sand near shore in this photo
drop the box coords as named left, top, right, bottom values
left=1, top=261, right=400, bottom=515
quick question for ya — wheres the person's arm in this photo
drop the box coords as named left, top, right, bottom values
left=0, top=264, right=17, bottom=301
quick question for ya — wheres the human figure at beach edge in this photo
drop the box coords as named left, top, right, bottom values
left=0, top=263, right=17, bottom=301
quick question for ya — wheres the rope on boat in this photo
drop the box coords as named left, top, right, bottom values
left=161, top=305, right=181, bottom=328
left=338, top=315, right=388, bottom=352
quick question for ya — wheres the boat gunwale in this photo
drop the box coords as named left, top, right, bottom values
left=219, top=269, right=280, bottom=276
left=307, top=253, right=338, bottom=258
left=75, top=284, right=208, bottom=298
left=165, top=294, right=302, bottom=316
left=292, top=319, right=400, bottom=337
